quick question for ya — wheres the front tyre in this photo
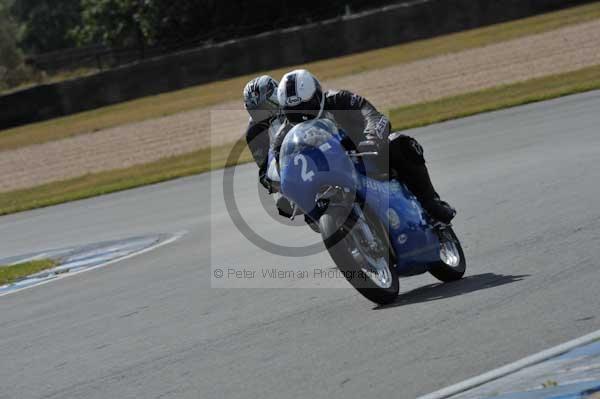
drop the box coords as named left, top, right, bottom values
left=319, top=206, right=399, bottom=305
left=428, top=227, right=466, bottom=282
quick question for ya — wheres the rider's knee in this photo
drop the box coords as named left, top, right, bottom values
left=389, top=133, right=425, bottom=165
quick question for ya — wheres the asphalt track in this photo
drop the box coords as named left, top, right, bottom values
left=1, top=91, right=599, bottom=399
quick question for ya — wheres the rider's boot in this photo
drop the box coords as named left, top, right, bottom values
left=276, top=196, right=295, bottom=218
left=401, top=163, right=456, bottom=225
left=388, top=134, right=455, bottom=224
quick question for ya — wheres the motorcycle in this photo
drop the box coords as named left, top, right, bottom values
left=268, top=118, right=466, bottom=305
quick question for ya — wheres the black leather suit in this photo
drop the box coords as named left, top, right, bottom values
left=244, top=90, right=455, bottom=223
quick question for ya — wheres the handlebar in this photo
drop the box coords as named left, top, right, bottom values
left=347, top=151, right=379, bottom=157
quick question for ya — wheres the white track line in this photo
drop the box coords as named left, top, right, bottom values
left=0, top=232, right=185, bottom=298
left=418, top=329, right=600, bottom=399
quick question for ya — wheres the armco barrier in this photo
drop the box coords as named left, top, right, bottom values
left=1, top=0, right=594, bottom=130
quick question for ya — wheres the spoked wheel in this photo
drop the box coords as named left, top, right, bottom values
left=319, top=205, right=399, bottom=305
left=428, top=226, right=466, bottom=282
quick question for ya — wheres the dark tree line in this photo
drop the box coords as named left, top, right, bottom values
left=10, top=0, right=82, bottom=53
left=8, top=0, right=399, bottom=54
left=0, top=0, right=39, bottom=90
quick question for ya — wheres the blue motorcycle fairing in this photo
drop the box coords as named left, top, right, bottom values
left=355, top=176, right=441, bottom=275
left=280, top=119, right=355, bottom=216
left=278, top=119, right=441, bottom=276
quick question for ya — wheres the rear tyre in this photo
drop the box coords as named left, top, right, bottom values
left=319, top=205, right=399, bottom=305
left=428, top=227, right=466, bottom=282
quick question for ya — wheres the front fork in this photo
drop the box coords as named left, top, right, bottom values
left=352, top=204, right=379, bottom=252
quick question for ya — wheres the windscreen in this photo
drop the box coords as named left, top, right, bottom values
left=281, top=119, right=339, bottom=161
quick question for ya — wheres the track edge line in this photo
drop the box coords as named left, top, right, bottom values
left=417, top=329, right=600, bottom=399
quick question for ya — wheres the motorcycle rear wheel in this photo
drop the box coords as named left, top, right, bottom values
left=428, top=227, right=466, bottom=282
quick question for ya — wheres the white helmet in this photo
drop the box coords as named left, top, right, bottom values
left=277, top=69, right=324, bottom=125
left=243, top=75, right=280, bottom=122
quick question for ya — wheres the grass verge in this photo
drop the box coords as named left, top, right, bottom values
left=1, top=2, right=600, bottom=151
left=0, top=259, right=58, bottom=286
left=0, top=143, right=253, bottom=216
left=1, top=67, right=100, bottom=96
left=389, top=64, right=600, bottom=130
left=0, top=64, right=599, bottom=216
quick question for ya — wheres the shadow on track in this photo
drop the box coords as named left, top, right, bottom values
left=374, top=273, right=529, bottom=310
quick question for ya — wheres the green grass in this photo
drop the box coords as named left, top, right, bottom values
left=0, top=259, right=58, bottom=286
left=1, top=67, right=100, bottom=96
left=390, top=64, right=600, bottom=130
left=1, top=1, right=600, bottom=151
left=1, top=64, right=599, bottom=216
left=0, top=142, right=253, bottom=216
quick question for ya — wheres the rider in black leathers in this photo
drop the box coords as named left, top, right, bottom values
left=243, top=70, right=456, bottom=224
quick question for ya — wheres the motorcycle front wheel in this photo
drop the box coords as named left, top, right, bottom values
left=319, top=205, right=399, bottom=305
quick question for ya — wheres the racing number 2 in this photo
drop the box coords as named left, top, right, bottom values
left=294, top=154, right=315, bottom=182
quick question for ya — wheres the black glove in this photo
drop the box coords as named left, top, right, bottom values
left=259, top=175, right=274, bottom=193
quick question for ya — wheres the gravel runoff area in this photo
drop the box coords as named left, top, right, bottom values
left=2, top=19, right=600, bottom=192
